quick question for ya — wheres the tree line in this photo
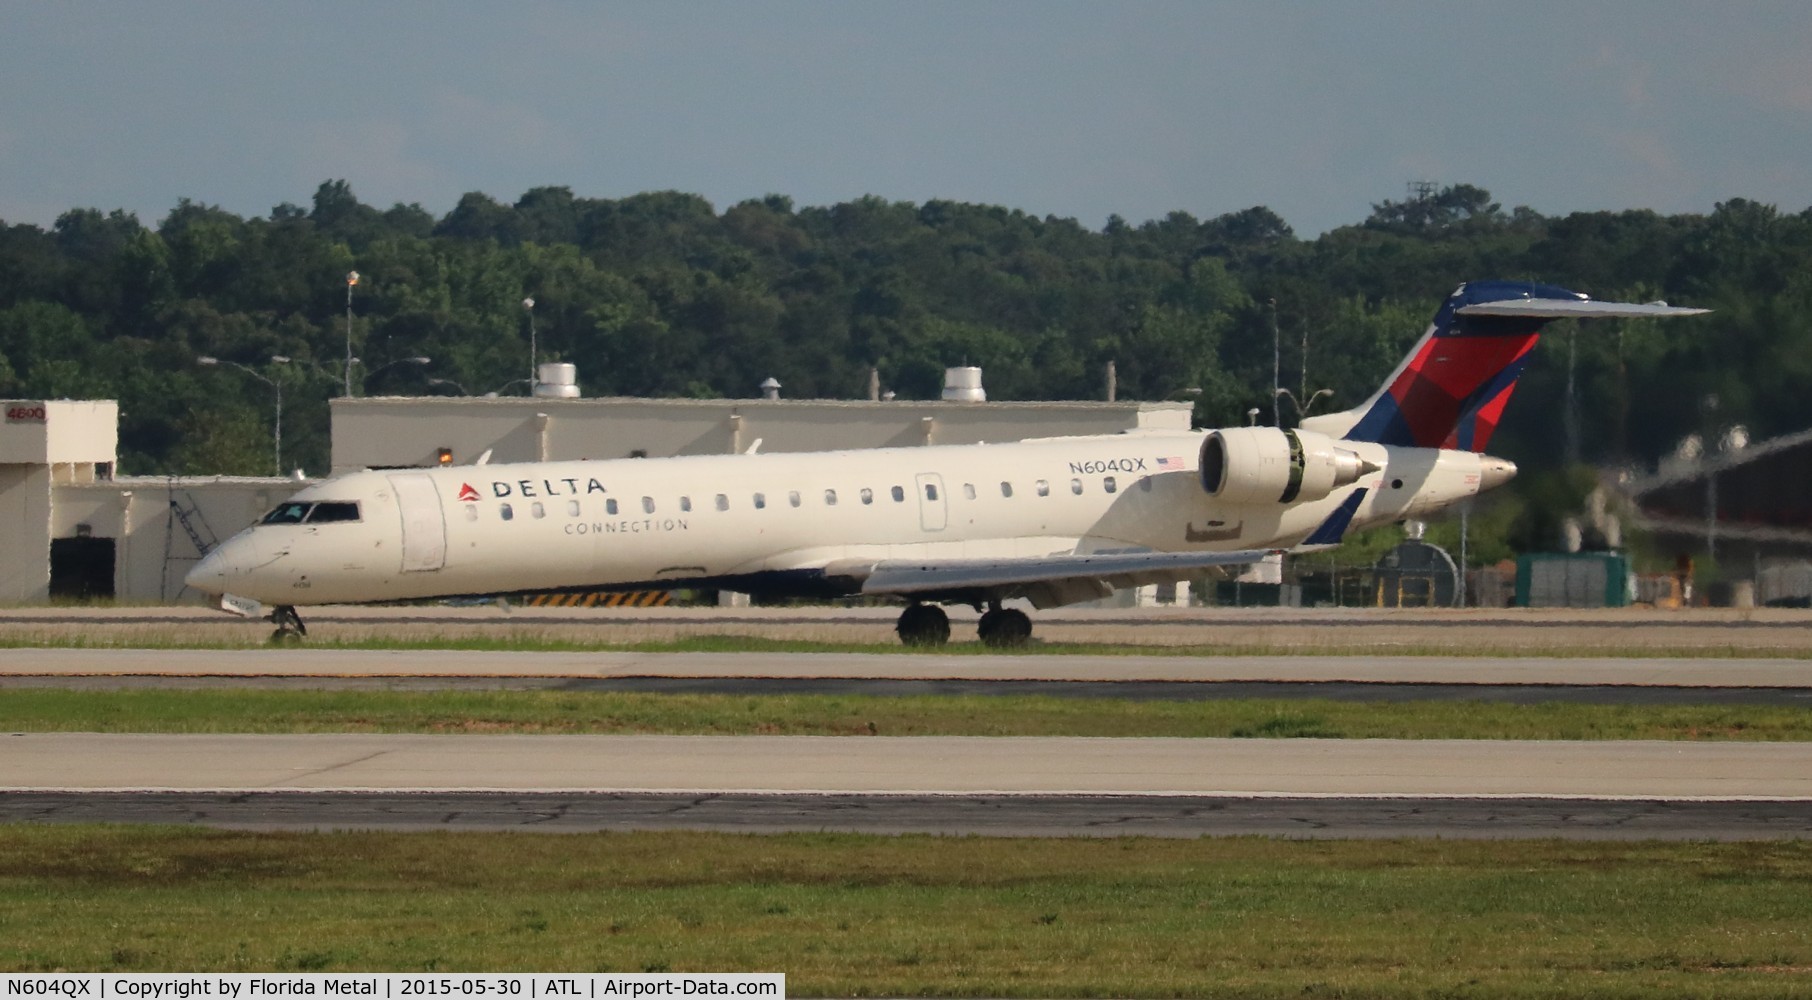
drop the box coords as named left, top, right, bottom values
left=2, top=180, right=1808, bottom=543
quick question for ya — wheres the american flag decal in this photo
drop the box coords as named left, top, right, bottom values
left=1156, top=456, right=1184, bottom=469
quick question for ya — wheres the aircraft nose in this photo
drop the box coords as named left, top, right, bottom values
left=185, top=537, right=251, bottom=596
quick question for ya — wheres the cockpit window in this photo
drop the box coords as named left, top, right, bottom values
left=307, top=502, right=361, bottom=523
left=264, top=501, right=361, bottom=525
left=261, top=502, right=311, bottom=525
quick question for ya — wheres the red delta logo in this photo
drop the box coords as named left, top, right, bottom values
left=457, top=483, right=480, bottom=502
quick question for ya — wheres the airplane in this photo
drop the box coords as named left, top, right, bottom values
left=185, top=280, right=1706, bottom=645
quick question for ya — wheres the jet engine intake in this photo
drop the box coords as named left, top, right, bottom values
left=1200, top=427, right=1374, bottom=504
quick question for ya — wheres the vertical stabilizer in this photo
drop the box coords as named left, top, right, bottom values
left=1302, top=281, right=1707, bottom=452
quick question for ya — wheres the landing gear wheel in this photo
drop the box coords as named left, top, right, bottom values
left=977, top=608, right=1033, bottom=648
left=268, top=605, right=308, bottom=645
left=895, top=604, right=951, bottom=647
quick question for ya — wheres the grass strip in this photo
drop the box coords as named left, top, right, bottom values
left=2, top=826, right=1809, bottom=996
left=4, top=688, right=1810, bottom=740
left=4, top=632, right=1812, bottom=658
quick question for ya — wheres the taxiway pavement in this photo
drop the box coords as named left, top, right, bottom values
left=6, top=647, right=1812, bottom=687
left=9, top=733, right=1812, bottom=799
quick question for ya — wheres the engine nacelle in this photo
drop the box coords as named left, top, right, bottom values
left=1200, top=427, right=1373, bottom=504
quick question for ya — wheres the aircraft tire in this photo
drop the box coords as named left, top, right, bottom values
left=896, top=604, right=951, bottom=646
left=978, top=608, right=1033, bottom=647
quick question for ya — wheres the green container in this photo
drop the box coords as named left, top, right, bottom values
left=1515, top=552, right=1632, bottom=608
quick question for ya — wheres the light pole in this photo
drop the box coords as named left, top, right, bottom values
left=427, top=378, right=468, bottom=396
left=199, top=355, right=291, bottom=476
left=344, top=271, right=360, bottom=398
left=523, top=297, right=537, bottom=390
left=1269, top=298, right=1280, bottom=427
left=1274, top=387, right=1334, bottom=425
left=360, top=355, right=431, bottom=394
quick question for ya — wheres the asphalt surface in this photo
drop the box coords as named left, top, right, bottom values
left=7, top=790, right=1811, bottom=840
left=8, top=672, right=1812, bottom=705
left=7, top=647, right=1812, bottom=689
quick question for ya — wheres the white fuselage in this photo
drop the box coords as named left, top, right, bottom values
left=185, top=429, right=1497, bottom=607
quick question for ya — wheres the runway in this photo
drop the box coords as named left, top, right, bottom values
left=7, top=733, right=1812, bottom=839
left=10, top=732, right=1812, bottom=797
left=6, top=615, right=1810, bottom=841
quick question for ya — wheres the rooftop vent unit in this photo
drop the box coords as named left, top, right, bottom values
left=941, top=366, right=985, bottom=403
left=533, top=363, right=580, bottom=399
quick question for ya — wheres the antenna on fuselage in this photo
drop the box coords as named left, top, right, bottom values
left=474, top=449, right=493, bottom=466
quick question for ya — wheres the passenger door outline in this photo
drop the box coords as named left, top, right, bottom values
left=914, top=472, right=947, bottom=532
left=389, top=473, right=448, bottom=572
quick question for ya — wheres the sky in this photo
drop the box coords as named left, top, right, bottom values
left=3, top=2, right=1810, bottom=236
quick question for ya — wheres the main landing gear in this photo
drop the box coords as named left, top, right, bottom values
left=895, top=603, right=951, bottom=646
left=977, top=604, right=1032, bottom=648
left=893, top=601, right=1033, bottom=648
left=269, top=604, right=308, bottom=645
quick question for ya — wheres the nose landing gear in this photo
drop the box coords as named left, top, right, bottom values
left=269, top=605, right=308, bottom=645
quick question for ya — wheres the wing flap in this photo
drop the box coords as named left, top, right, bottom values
left=859, top=548, right=1274, bottom=606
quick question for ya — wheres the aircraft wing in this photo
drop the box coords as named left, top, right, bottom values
left=855, top=549, right=1274, bottom=609
left=1455, top=299, right=1709, bottom=319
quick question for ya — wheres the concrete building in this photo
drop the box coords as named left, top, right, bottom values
left=1623, top=425, right=1812, bottom=605
left=3, top=392, right=1194, bottom=605
left=330, top=395, right=1193, bottom=472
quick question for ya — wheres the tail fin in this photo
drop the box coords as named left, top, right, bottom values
left=1301, top=281, right=1708, bottom=452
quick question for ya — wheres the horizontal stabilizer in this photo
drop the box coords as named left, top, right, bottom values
left=1456, top=299, right=1710, bottom=319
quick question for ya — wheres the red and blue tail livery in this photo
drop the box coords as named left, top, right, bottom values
left=1324, top=281, right=1708, bottom=453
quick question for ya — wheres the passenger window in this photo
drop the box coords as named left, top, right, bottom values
left=891, top=485, right=905, bottom=502
left=1071, top=478, right=1083, bottom=495
left=715, top=494, right=729, bottom=512
left=464, top=505, right=478, bottom=522
left=500, top=503, right=514, bottom=521
left=924, top=483, right=939, bottom=501
left=1036, top=480, right=1050, bottom=497
left=860, top=488, right=874, bottom=505
left=531, top=501, right=546, bottom=519
left=1104, top=476, right=1117, bottom=494
left=789, top=491, right=802, bottom=508
left=962, top=483, right=976, bottom=500
left=1001, top=482, right=1013, bottom=498
left=680, top=496, right=692, bottom=512
left=306, top=502, right=361, bottom=523
left=1140, top=477, right=1153, bottom=493
left=606, top=498, right=619, bottom=516
left=642, top=496, right=655, bottom=514
left=567, top=500, right=581, bottom=517
left=824, top=489, right=837, bottom=506
left=753, top=492, right=766, bottom=510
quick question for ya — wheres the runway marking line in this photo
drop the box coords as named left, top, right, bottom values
left=7, top=786, right=1812, bottom=802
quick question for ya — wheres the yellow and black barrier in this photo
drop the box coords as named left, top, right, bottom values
left=521, top=590, right=673, bottom=608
